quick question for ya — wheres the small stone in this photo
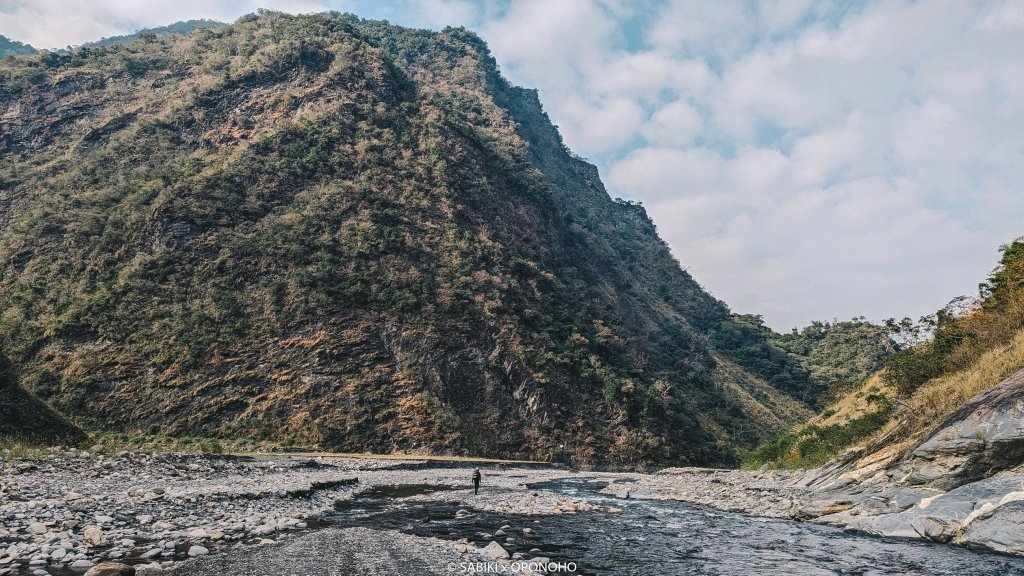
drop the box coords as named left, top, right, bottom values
left=140, top=549, right=162, bottom=560
left=26, top=523, right=48, bottom=535
left=94, top=516, right=114, bottom=524
left=84, top=562, right=136, bottom=576
left=186, top=546, right=208, bottom=557
left=187, top=528, right=207, bottom=539
left=83, top=525, right=107, bottom=547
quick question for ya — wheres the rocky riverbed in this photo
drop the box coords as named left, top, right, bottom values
left=0, top=451, right=603, bottom=575
left=4, top=449, right=1024, bottom=575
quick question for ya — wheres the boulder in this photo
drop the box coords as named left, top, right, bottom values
left=905, top=368, right=1024, bottom=490
left=957, top=499, right=1024, bottom=554
left=69, top=559, right=96, bottom=571
left=82, top=525, right=107, bottom=547
left=480, top=541, right=509, bottom=560
left=84, top=563, right=136, bottom=576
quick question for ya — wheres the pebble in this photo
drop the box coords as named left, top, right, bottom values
left=187, top=546, right=209, bottom=557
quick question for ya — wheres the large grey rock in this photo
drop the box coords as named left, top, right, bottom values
left=905, top=368, right=1024, bottom=490
left=480, top=541, right=510, bottom=560
left=84, top=563, right=136, bottom=576
left=958, top=500, right=1024, bottom=555
left=69, top=559, right=96, bottom=571
left=847, top=475, right=1024, bottom=544
left=82, top=525, right=107, bottom=547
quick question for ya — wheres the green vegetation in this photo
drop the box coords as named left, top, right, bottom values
left=747, top=239, right=1024, bottom=469
left=0, top=35, right=35, bottom=57
left=883, top=239, right=1024, bottom=396
left=84, top=20, right=226, bottom=48
left=0, top=353, right=87, bottom=446
left=0, top=11, right=813, bottom=467
left=770, top=318, right=895, bottom=404
left=745, top=394, right=892, bottom=468
left=726, top=315, right=894, bottom=405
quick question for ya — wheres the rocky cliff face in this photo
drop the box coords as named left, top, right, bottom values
left=0, top=12, right=812, bottom=465
left=786, top=367, right=1024, bottom=554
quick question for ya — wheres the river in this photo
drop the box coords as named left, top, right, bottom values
left=325, top=477, right=1024, bottom=575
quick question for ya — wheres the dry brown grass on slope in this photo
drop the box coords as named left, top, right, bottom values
left=811, top=372, right=895, bottom=428
left=864, top=329, right=1024, bottom=454
left=712, top=358, right=814, bottom=437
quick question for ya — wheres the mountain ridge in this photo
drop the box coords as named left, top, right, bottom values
left=0, top=35, right=36, bottom=57
left=0, top=12, right=813, bottom=466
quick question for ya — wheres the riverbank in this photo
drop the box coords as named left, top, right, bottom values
left=4, top=451, right=1024, bottom=575
left=0, top=451, right=603, bottom=575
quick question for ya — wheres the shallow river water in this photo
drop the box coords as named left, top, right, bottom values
left=325, top=477, right=1024, bottom=576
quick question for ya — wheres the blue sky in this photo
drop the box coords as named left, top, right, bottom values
left=2, top=0, right=1023, bottom=330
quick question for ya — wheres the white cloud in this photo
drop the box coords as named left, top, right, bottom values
left=0, top=0, right=332, bottom=48
left=641, top=100, right=703, bottom=147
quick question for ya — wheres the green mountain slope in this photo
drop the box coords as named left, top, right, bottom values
left=0, top=12, right=812, bottom=466
left=0, top=353, right=86, bottom=445
left=85, top=20, right=226, bottom=48
left=0, top=35, right=36, bottom=57
left=749, top=239, right=1024, bottom=469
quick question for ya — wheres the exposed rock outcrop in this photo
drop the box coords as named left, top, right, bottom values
left=786, top=368, right=1024, bottom=555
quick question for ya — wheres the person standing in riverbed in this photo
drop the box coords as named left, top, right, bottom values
left=472, top=468, right=481, bottom=495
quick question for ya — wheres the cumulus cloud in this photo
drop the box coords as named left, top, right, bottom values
left=0, top=0, right=1020, bottom=329
left=0, top=0, right=331, bottom=48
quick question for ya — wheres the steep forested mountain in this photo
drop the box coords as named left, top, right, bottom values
left=0, top=12, right=813, bottom=466
left=766, top=318, right=894, bottom=404
left=0, top=35, right=36, bottom=57
left=84, top=20, right=226, bottom=48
